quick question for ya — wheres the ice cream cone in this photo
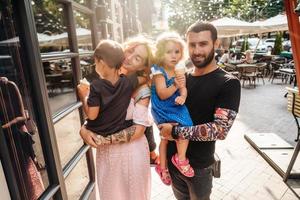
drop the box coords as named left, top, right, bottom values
left=80, top=78, right=90, bottom=86
left=175, top=61, right=186, bottom=76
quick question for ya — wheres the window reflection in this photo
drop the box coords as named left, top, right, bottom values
left=32, top=1, right=70, bottom=53
left=80, top=55, right=95, bottom=81
left=74, top=10, right=93, bottom=52
left=108, top=24, right=113, bottom=39
left=0, top=2, right=49, bottom=199
left=54, top=110, right=83, bottom=167
left=73, top=0, right=90, bottom=7
left=43, top=58, right=77, bottom=114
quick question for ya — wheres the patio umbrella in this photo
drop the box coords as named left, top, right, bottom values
left=49, top=28, right=92, bottom=46
left=0, top=33, right=53, bottom=46
left=252, top=14, right=289, bottom=33
left=210, top=17, right=263, bottom=37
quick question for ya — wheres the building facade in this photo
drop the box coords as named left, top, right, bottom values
left=0, top=0, right=147, bottom=199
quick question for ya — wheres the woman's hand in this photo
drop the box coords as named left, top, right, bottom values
left=80, top=125, right=115, bottom=146
left=0, top=77, right=8, bottom=84
left=80, top=125, right=99, bottom=148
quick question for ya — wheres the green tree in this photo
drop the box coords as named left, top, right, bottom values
left=162, top=0, right=225, bottom=34
left=163, top=0, right=284, bottom=34
left=273, top=32, right=283, bottom=55
left=241, top=37, right=249, bottom=52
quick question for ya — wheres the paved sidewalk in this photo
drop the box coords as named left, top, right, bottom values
left=151, top=118, right=298, bottom=200
left=151, top=81, right=299, bottom=200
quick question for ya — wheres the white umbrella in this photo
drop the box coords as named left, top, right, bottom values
left=50, top=28, right=92, bottom=46
left=210, top=17, right=262, bottom=38
left=0, top=33, right=53, bottom=46
left=252, top=14, right=290, bottom=33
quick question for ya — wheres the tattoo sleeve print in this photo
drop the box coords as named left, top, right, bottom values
left=110, top=126, right=136, bottom=144
left=175, top=108, right=237, bottom=141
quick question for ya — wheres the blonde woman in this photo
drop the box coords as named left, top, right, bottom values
left=79, top=36, right=154, bottom=200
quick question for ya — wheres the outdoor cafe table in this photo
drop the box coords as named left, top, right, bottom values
left=236, top=63, right=257, bottom=68
left=229, top=60, right=243, bottom=65
left=236, top=63, right=258, bottom=73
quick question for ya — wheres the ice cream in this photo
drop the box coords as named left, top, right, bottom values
left=80, top=78, right=90, bottom=86
left=175, top=61, right=186, bottom=76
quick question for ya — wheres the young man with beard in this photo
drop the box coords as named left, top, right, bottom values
left=158, top=22, right=241, bottom=199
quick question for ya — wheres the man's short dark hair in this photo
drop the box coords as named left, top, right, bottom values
left=185, top=22, right=218, bottom=42
left=94, top=40, right=124, bottom=69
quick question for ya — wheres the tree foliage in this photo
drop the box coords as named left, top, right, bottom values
left=33, top=0, right=90, bottom=35
left=162, top=0, right=226, bottom=34
left=163, top=0, right=284, bottom=34
left=241, top=38, right=249, bottom=52
left=273, top=32, right=283, bottom=55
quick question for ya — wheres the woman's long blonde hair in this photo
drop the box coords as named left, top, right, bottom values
left=155, top=32, right=186, bottom=67
left=123, top=36, right=154, bottom=77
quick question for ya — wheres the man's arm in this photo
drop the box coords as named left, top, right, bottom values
left=160, top=78, right=241, bottom=141
left=172, top=108, right=237, bottom=141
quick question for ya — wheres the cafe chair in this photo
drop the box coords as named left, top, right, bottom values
left=256, top=62, right=267, bottom=85
left=240, top=66, right=258, bottom=88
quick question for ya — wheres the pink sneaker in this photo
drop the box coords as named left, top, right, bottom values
left=155, top=165, right=172, bottom=186
left=171, top=154, right=194, bottom=177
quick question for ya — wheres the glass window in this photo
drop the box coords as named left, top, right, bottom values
left=73, top=0, right=90, bottom=7
left=0, top=162, right=11, bottom=200
left=43, top=58, right=77, bottom=115
left=65, top=156, right=89, bottom=199
left=80, top=55, right=94, bottom=81
left=32, top=1, right=70, bottom=53
left=54, top=110, right=83, bottom=167
left=0, top=2, right=49, bottom=198
left=107, top=24, right=113, bottom=40
left=74, top=10, right=93, bottom=52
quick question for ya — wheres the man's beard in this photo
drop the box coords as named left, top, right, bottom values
left=191, top=48, right=215, bottom=69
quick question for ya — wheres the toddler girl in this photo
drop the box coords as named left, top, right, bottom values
left=151, top=32, right=194, bottom=185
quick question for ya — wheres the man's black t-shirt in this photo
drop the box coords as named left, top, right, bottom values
left=167, top=68, right=241, bottom=169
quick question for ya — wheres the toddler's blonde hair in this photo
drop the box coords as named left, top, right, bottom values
left=155, top=32, right=186, bottom=67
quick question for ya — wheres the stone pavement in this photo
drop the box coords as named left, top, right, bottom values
left=150, top=80, right=300, bottom=200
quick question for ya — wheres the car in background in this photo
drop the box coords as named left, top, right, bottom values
left=263, top=38, right=291, bottom=51
left=263, top=38, right=276, bottom=49
left=234, top=38, right=267, bottom=53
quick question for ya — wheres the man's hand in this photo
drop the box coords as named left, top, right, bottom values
left=158, top=123, right=178, bottom=141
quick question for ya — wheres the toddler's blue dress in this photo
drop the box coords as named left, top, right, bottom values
left=150, top=64, right=193, bottom=126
